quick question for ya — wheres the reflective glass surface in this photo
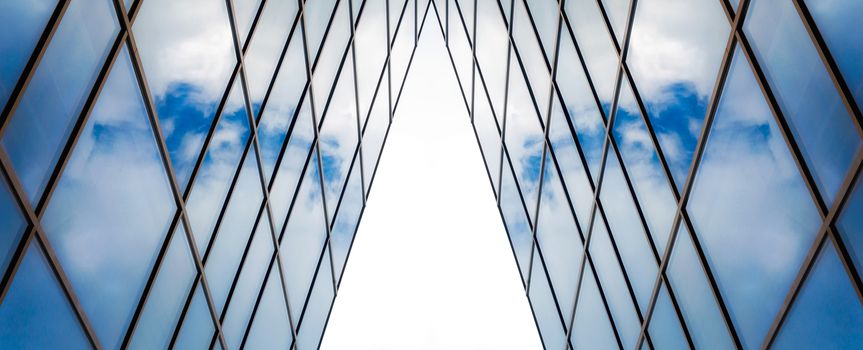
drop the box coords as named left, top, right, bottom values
left=773, top=239, right=863, bottom=348
left=838, top=178, right=863, bottom=276
left=296, top=247, right=335, bottom=349
left=688, top=48, right=821, bottom=348
left=589, top=220, right=642, bottom=349
left=245, top=263, right=293, bottom=349
left=174, top=284, right=217, bottom=349
left=746, top=0, right=861, bottom=204
left=499, top=161, right=534, bottom=285
left=0, top=242, right=90, bottom=349
left=529, top=250, right=567, bottom=350
left=0, top=0, right=58, bottom=111
left=0, top=177, right=26, bottom=276
left=803, top=0, right=863, bottom=107
left=647, top=284, right=688, bottom=350
left=570, top=264, right=618, bottom=350
left=330, top=157, right=364, bottom=285
left=2, top=0, right=117, bottom=204
left=243, top=0, right=298, bottom=116
left=41, top=47, right=176, bottom=349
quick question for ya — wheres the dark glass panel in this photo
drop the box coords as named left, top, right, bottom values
left=330, top=156, right=364, bottom=285
left=174, top=284, right=216, bottom=349
left=297, top=247, right=335, bottom=349
left=589, top=220, right=642, bottom=349
left=599, top=147, right=658, bottom=311
left=570, top=264, right=618, bottom=349
left=0, top=177, right=26, bottom=276
left=499, top=161, right=534, bottom=285
left=41, top=47, right=176, bottom=349
left=666, top=225, right=735, bottom=350
left=244, top=0, right=299, bottom=117
left=0, top=0, right=58, bottom=110
left=0, top=242, right=90, bottom=349
left=773, top=240, right=863, bottom=348
left=746, top=0, right=861, bottom=204
left=647, top=284, right=688, bottom=350
left=528, top=249, right=567, bottom=350
left=803, top=0, right=863, bottom=107
left=1, top=0, right=117, bottom=204
left=245, top=263, right=294, bottom=349
left=564, top=0, right=619, bottom=115
left=535, top=150, right=583, bottom=324
left=221, top=212, right=275, bottom=349
left=687, top=48, right=821, bottom=348
left=837, top=178, right=863, bottom=276
left=128, top=225, right=197, bottom=350
left=612, top=80, right=678, bottom=254
left=204, top=147, right=264, bottom=312
left=186, top=79, right=251, bottom=254
left=134, top=0, right=236, bottom=190
left=626, top=0, right=729, bottom=189
left=280, top=152, right=329, bottom=324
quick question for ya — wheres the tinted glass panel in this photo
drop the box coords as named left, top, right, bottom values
left=174, top=284, right=217, bottom=349
left=647, top=284, right=689, bottom=350
left=0, top=242, right=91, bottom=349
left=134, top=0, right=236, bottom=189
left=1, top=0, right=117, bottom=204
left=773, top=240, right=863, bottom=349
left=746, top=0, right=861, bottom=204
left=837, top=178, right=863, bottom=276
left=803, top=0, right=863, bottom=107
left=687, top=48, right=821, bottom=348
left=0, top=178, right=26, bottom=276
left=0, top=0, right=58, bottom=110
left=41, top=47, right=176, bottom=349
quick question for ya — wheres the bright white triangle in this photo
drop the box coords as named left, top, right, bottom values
left=320, top=13, right=542, bottom=350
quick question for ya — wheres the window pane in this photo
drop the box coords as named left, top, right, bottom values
left=221, top=212, right=275, bottom=349
left=612, top=80, right=678, bottom=254
left=600, top=0, right=629, bottom=45
left=837, top=178, right=863, bottom=277
left=311, top=0, right=352, bottom=117
left=1, top=0, right=117, bottom=204
left=571, top=264, right=618, bottom=349
left=745, top=0, right=861, bottom=204
left=186, top=78, right=251, bottom=252
left=547, top=98, right=594, bottom=228
left=564, top=0, right=619, bottom=115
left=475, top=0, right=509, bottom=118
left=303, top=0, right=338, bottom=62
left=589, top=220, right=642, bottom=349
left=626, top=0, right=729, bottom=189
left=174, top=284, right=217, bottom=349
left=803, top=0, right=863, bottom=107
left=599, top=147, right=658, bottom=312
left=204, top=147, right=265, bottom=312
left=0, top=0, right=58, bottom=110
left=0, top=242, right=91, bottom=349
left=773, top=240, right=863, bottom=348
left=362, top=76, right=391, bottom=195
left=232, top=0, right=262, bottom=47
left=473, top=95, right=502, bottom=195
left=330, top=157, right=364, bottom=285
left=244, top=0, right=299, bottom=117
left=129, top=224, right=197, bottom=350
left=505, top=64, right=544, bottom=223
left=687, top=48, right=821, bottom=348
left=511, top=0, right=551, bottom=117
left=245, top=263, right=294, bottom=349
left=535, top=151, right=583, bottom=324
left=297, top=247, right=335, bottom=350
left=0, top=177, right=26, bottom=275
left=319, top=53, right=360, bottom=223
left=269, top=98, right=315, bottom=234
left=41, top=47, right=176, bottom=350
left=499, top=161, right=534, bottom=285
left=134, top=0, right=236, bottom=189
left=666, top=224, right=735, bottom=350
left=280, top=152, right=329, bottom=324
left=353, top=0, right=388, bottom=120
left=647, top=284, right=688, bottom=350
left=528, top=249, right=567, bottom=350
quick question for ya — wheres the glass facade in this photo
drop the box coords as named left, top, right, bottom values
left=0, top=0, right=861, bottom=349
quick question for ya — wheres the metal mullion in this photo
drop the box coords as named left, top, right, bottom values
left=349, top=0, right=368, bottom=208
left=789, top=0, right=863, bottom=136
left=238, top=0, right=271, bottom=54
left=495, top=0, right=515, bottom=204
left=0, top=0, right=71, bottom=135
left=121, top=8, right=230, bottom=346
left=293, top=240, right=331, bottom=332
left=761, top=150, right=863, bottom=348
left=0, top=156, right=101, bottom=349
left=532, top=242, right=575, bottom=337
left=386, top=0, right=394, bottom=122
left=470, top=0, right=478, bottom=123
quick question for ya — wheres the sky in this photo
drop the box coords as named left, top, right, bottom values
left=320, top=18, right=542, bottom=350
